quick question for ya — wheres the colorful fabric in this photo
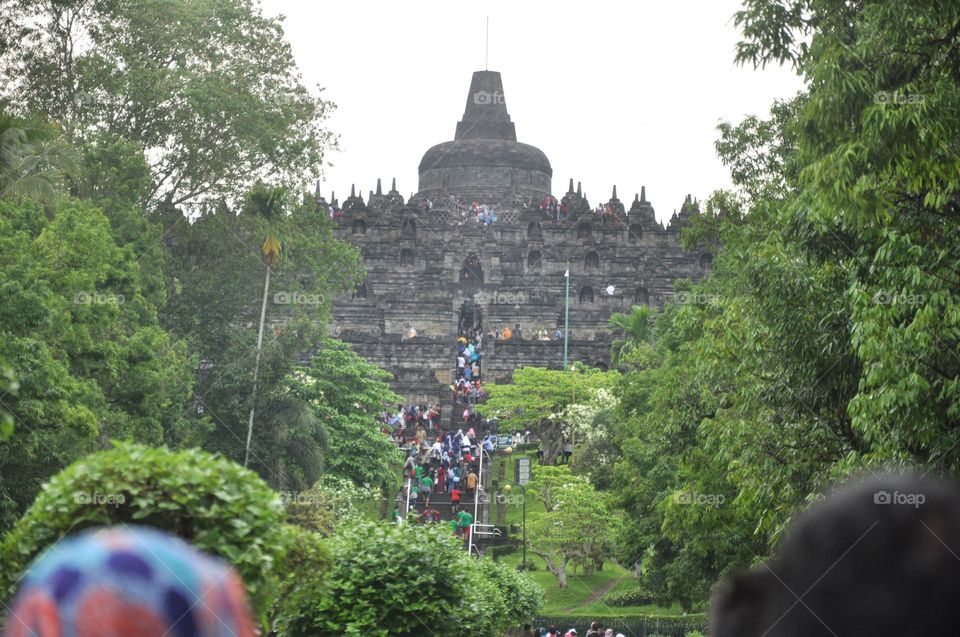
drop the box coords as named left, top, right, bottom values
left=3, top=526, right=256, bottom=637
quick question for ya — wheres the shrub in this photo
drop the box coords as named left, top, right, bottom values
left=279, top=520, right=473, bottom=637
left=270, top=525, right=332, bottom=633
left=285, top=474, right=379, bottom=536
left=485, top=558, right=545, bottom=626
left=460, top=557, right=509, bottom=637
left=600, top=582, right=655, bottom=606
left=0, top=442, right=286, bottom=618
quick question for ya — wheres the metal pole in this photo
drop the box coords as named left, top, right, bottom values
left=403, top=477, right=411, bottom=525
left=485, top=17, right=489, bottom=71
left=521, top=484, right=527, bottom=568
left=468, top=448, right=484, bottom=554
left=563, top=263, right=570, bottom=370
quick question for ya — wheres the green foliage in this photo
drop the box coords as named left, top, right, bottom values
left=0, top=110, right=78, bottom=204
left=0, top=360, right=16, bottom=441
left=485, top=559, right=545, bottom=627
left=478, top=366, right=619, bottom=465
left=285, top=474, right=380, bottom=536
left=269, top=525, right=332, bottom=633
left=601, top=583, right=654, bottom=607
left=291, top=338, right=402, bottom=490
left=528, top=465, right=586, bottom=512
left=528, top=476, right=619, bottom=589
left=159, top=198, right=363, bottom=491
left=0, top=443, right=287, bottom=617
left=0, top=196, right=197, bottom=530
left=602, top=0, right=960, bottom=612
left=1, top=0, right=336, bottom=208
left=278, top=521, right=479, bottom=636
left=608, top=304, right=652, bottom=367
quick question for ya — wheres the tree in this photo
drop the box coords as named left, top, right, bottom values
left=243, top=182, right=287, bottom=467
left=159, top=194, right=363, bottom=491
left=1, top=0, right=336, bottom=209
left=477, top=366, right=619, bottom=465
left=0, top=360, right=15, bottom=441
left=0, top=111, right=78, bottom=204
left=527, top=465, right=585, bottom=513
left=0, top=196, right=197, bottom=530
left=527, top=479, right=616, bottom=588
left=291, top=338, right=402, bottom=490
left=608, top=304, right=652, bottom=367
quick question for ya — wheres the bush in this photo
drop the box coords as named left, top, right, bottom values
left=601, top=582, right=655, bottom=606
left=460, top=557, right=509, bottom=637
left=279, top=520, right=473, bottom=637
left=485, top=559, right=544, bottom=626
left=270, top=525, right=332, bottom=633
left=0, top=442, right=286, bottom=618
left=285, top=474, right=379, bottom=536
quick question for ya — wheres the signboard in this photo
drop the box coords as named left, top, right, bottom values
left=496, top=435, right=514, bottom=448
left=515, top=457, right=531, bottom=485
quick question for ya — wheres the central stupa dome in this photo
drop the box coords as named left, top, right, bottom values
left=416, top=71, right=552, bottom=205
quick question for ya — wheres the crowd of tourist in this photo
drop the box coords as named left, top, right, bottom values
left=454, top=331, right=485, bottom=404
left=524, top=623, right=624, bottom=637
left=381, top=403, right=442, bottom=443
left=539, top=195, right=569, bottom=221
left=393, top=426, right=487, bottom=537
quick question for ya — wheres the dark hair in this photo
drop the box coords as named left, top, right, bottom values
left=711, top=472, right=960, bottom=637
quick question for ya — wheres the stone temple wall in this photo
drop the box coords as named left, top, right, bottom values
left=329, top=193, right=712, bottom=409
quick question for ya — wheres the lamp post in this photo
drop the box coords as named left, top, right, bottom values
left=563, top=262, right=570, bottom=370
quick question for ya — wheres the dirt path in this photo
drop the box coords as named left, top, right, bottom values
left=558, top=573, right=628, bottom=614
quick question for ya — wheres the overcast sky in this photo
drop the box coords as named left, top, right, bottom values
left=263, top=0, right=805, bottom=223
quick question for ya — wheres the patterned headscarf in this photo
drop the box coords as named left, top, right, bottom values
left=3, top=526, right=256, bottom=637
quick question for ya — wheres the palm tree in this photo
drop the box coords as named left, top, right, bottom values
left=243, top=184, right=286, bottom=467
left=0, top=115, right=78, bottom=204
left=608, top=305, right=651, bottom=367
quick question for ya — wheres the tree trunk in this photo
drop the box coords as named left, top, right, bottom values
left=539, top=422, right=564, bottom=465
left=557, top=557, right=569, bottom=588
left=244, top=266, right=271, bottom=467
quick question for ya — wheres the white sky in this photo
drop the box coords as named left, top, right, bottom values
left=263, top=0, right=805, bottom=223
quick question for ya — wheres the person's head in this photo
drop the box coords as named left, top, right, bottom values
left=710, top=472, right=960, bottom=637
left=590, top=622, right=599, bottom=630
left=3, top=526, right=256, bottom=637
